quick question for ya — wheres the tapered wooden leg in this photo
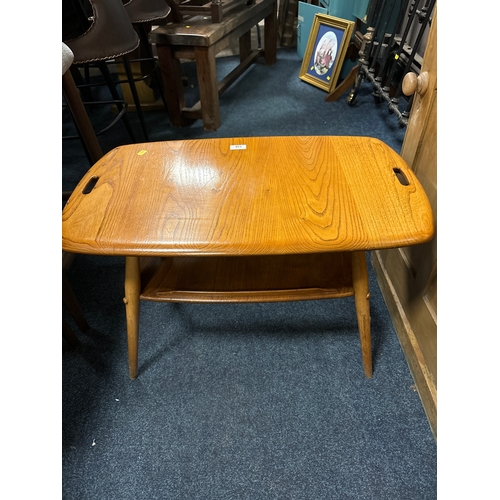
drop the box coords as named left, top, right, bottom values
left=351, top=251, right=372, bottom=378
left=124, top=257, right=141, bottom=379
left=62, top=71, right=103, bottom=165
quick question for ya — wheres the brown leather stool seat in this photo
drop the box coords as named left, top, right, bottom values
left=65, top=0, right=139, bottom=62
left=124, top=0, right=171, bottom=23
left=64, top=0, right=150, bottom=142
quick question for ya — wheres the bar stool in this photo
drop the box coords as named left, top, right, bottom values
left=64, top=0, right=150, bottom=141
left=123, top=0, right=172, bottom=112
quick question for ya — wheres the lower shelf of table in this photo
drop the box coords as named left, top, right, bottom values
left=139, top=252, right=355, bottom=303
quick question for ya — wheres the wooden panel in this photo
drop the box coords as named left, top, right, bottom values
left=372, top=8, right=437, bottom=439
left=381, top=245, right=437, bottom=378
left=140, top=252, right=354, bottom=302
left=372, top=253, right=437, bottom=435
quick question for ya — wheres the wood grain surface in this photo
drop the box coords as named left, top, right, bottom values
left=62, top=136, right=434, bottom=256
left=139, top=252, right=354, bottom=302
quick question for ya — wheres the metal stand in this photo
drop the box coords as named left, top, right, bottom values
left=346, top=0, right=435, bottom=128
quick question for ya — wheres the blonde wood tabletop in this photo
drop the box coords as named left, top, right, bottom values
left=62, top=136, right=434, bottom=257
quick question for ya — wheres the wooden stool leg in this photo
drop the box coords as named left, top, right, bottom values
left=124, top=257, right=141, bottom=379
left=194, top=45, right=220, bottom=131
left=156, top=44, right=187, bottom=127
left=239, top=30, right=252, bottom=62
left=62, top=71, right=103, bottom=165
left=263, top=0, right=277, bottom=65
left=351, top=251, right=372, bottom=378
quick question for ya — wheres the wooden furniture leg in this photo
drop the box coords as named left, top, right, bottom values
left=156, top=44, right=186, bottom=127
left=63, top=319, right=81, bottom=348
left=124, top=256, right=141, bottom=379
left=239, top=30, right=252, bottom=61
left=264, top=0, right=277, bottom=65
left=63, top=271, right=90, bottom=332
left=194, top=45, right=220, bottom=131
left=351, top=251, right=372, bottom=378
left=62, top=70, right=104, bottom=165
left=325, top=64, right=359, bottom=102
left=62, top=252, right=89, bottom=346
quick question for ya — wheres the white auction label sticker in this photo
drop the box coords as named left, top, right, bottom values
left=230, top=144, right=247, bottom=150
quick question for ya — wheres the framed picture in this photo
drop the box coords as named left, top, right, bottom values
left=299, top=14, right=355, bottom=92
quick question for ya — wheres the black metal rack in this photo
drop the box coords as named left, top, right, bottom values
left=347, top=0, right=436, bottom=127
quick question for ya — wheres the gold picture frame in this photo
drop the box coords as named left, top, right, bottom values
left=299, top=14, right=355, bottom=92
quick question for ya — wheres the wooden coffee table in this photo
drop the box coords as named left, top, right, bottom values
left=62, top=136, right=434, bottom=379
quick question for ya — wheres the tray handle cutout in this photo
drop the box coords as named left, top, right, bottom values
left=393, top=168, right=410, bottom=186
left=82, top=176, right=99, bottom=194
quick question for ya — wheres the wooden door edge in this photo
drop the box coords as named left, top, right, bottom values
left=372, top=250, right=437, bottom=441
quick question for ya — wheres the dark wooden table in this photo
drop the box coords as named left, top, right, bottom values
left=149, top=0, right=277, bottom=131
